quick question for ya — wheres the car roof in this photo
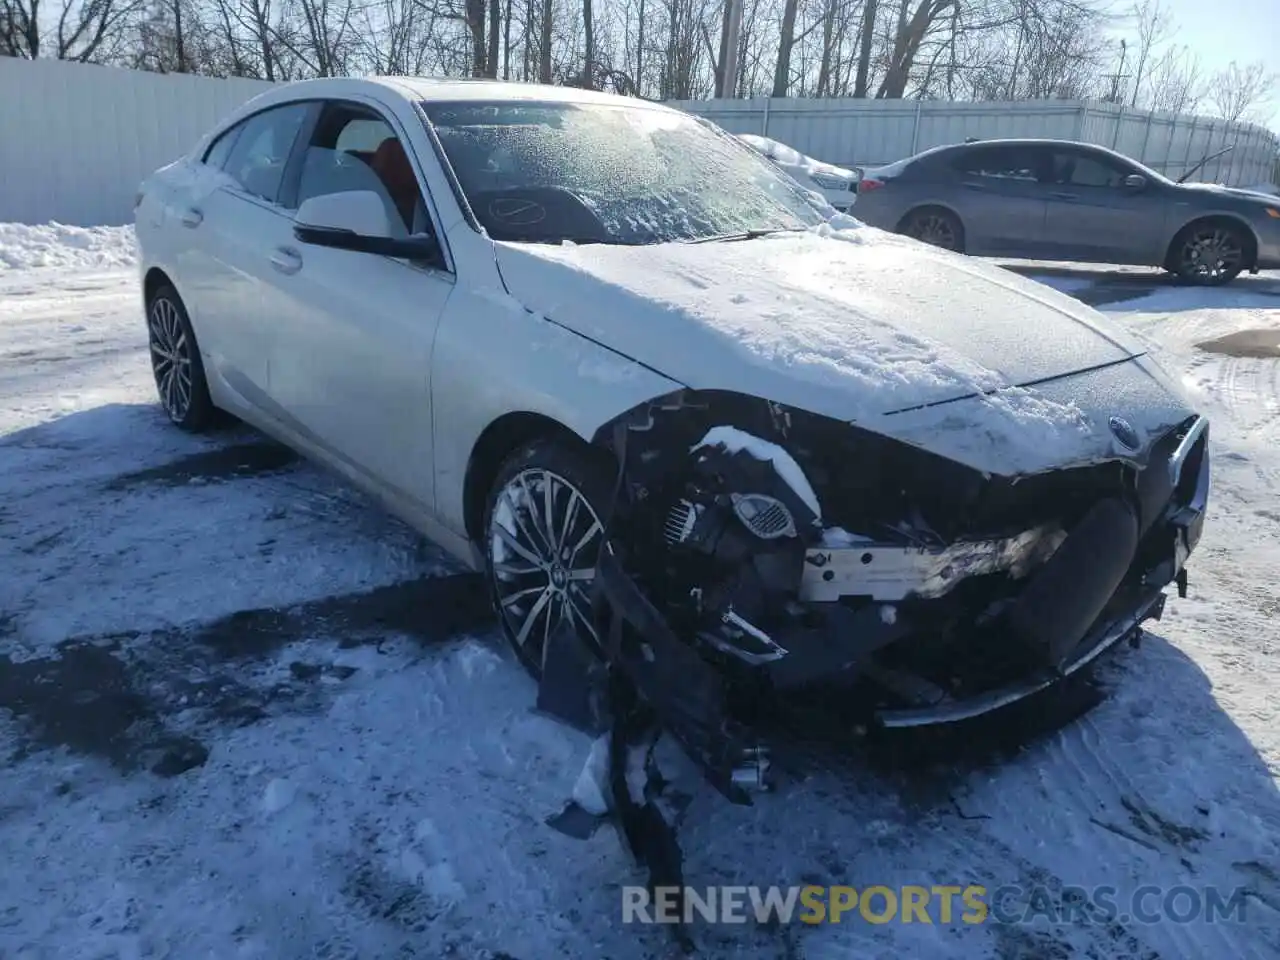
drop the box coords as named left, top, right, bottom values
left=238, top=75, right=672, bottom=111
left=927, top=137, right=1136, bottom=156
left=191, top=76, right=688, bottom=160
left=900, top=137, right=1156, bottom=169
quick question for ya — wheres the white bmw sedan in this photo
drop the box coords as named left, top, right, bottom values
left=136, top=78, right=1209, bottom=780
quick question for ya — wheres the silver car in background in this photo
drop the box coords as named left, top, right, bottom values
left=735, top=133, right=860, bottom=212
left=853, top=138, right=1280, bottom=285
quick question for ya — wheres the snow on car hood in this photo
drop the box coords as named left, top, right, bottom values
left=493, top=224, right=1186, bottom=474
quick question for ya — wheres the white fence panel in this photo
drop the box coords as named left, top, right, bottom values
left=0, top=58, right=272, bottom=226
left=1, top=57, right=1275, bottom=226
left=672, top=96, right=1278, bottom=187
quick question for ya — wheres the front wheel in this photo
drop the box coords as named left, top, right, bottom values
left=146, top=285, right=220, bottom=431
left=482, top=437, right=614, bottom=678
left=1168, top=221, right=1247, bottom=286
left=900, top=207, right=964, bottom=252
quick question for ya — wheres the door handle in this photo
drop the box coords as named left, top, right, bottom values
left=270, top=246, right=303, bottom=275
left=180, top=207, right=203, bottom=228
left=961, top=181, right=986, bottom=191
left=1049, top=191, right=1079, bottom=201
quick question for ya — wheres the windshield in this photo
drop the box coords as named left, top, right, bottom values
left=421, top=99, right=827, bottom=245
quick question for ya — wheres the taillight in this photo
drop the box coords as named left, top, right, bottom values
left=858, top=178, right=885, bottom=193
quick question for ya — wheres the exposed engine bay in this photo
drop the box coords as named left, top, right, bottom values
left=539, top=388, right=1209, bottom=927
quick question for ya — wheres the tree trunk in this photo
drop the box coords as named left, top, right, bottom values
left=523, top=0, right=532, bottom=80
left=486, top=0, right=500, bottom=77
left=635, top=0, right=645, bottom=95
left=854, top=0, right=877, bottom=97
left=173, top=0, right=186, bottom=72
left=771, top=0, right=798, bottom=97
left=877, top=0, right=951, bottom=99
left=582, top=0, right=594, bottom=86
left=714, top=0, right=730, bottom=96
left=538, top=0, right=552, bottom=82
left=815, top=0, right=834, bottom=96
left=503, top=0, right=512, bottom=78
left=466, top=0, right=486, bottom=76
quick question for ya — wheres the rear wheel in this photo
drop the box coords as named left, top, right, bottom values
left=482, top=437, right=614, bottom=678
left=146, top=285, right=220, bottom=432
left=1167, top=220, right=1248, bottom=286
left=899, top=207, right=964, bottom=252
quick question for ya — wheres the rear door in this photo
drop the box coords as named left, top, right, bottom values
left=172, top=101, right=313, bottom=408
left=263, top=97, right=454, bottom=511
left=945, top=144, right=1053, bottom=257
left=1040, top=146, right=1167, bottom=264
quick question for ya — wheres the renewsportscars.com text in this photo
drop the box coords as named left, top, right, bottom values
left=622, top=884, right=1250, bottom=926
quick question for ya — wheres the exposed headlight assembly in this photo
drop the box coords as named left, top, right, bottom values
left=730, top=492, right=797, bottom=539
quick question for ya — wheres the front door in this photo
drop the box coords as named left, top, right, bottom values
left=264, top=99, right=454, bottom=512
left=1040, top=146, right=1166, bottom=265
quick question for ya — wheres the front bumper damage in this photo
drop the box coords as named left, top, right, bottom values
left=542, top=390, right=1209, bottom=910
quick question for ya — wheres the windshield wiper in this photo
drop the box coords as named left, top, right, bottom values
left=1177, top=145, right=1235, bottom=184
left=683, top=227, right=805, bottom=245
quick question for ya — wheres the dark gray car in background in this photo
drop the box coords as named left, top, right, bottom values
left=853, top=138, right=1280, bottom=285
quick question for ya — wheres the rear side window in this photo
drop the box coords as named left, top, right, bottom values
left=953, top=146, right=1042, bottom=182
left=222, top=103, right=310, bottom=204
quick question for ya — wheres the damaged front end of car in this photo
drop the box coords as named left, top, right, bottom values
left=540, top=387, right=1209, bottom=888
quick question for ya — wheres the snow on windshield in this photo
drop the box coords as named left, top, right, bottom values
left=422, top=100, right=825, bottom=245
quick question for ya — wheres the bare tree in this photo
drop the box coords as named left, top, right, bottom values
left=1142, top=42, right=1201, bottom=114
left=1205, top=60, right=1277, bottom=124
left=1, top=0, right=145, bottom=60
left=1125, top=0, right=1170, bottom=107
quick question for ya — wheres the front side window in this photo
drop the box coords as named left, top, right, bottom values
left=203, top=126, right=240, bottom=169
left=1051, top=151, right=1130, bottom=188
left=422, top=100, right=826, bottom=245
left=295, top=103, right=431, bottom=237
left=222, top=103, right=310, bottom=204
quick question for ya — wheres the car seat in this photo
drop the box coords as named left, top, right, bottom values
left=371, top=138, right=426, bottom=234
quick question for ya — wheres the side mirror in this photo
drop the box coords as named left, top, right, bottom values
left=294, top=190, right=441, bottom=263
left=1123, top=174, right=1147, bottom=192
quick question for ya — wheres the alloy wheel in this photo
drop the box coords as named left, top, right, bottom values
left=488, top=468, right=604, bottom=671
left=1177, top=226, right=1243, bottom=282
left=910, top=213, right=958, bottom=250
left=148, top=296, right=193, bottom=422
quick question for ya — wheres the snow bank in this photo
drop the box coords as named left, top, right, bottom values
left=0, top=222, right=137, bottom=272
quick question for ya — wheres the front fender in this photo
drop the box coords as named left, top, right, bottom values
left=430, top=283, right=684, bottom=538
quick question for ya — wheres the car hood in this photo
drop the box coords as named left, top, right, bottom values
left=492, top=224, right=1188, bottom=474
left=1180, top=182, right=1280, bottom=205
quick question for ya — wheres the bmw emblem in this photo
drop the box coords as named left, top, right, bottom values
left=1109, top=416, right=1140, bottom=450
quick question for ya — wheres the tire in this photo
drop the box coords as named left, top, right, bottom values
left=1166, top=220, right=1248, bottom=286
left=900, top=207, right=964, bottom=252
left=482, top=436, right=615, bottom=679
left=146, top=284, right=221, bottom=432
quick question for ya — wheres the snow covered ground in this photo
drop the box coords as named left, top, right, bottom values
left=2, top=227, right=1279, bottom=960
